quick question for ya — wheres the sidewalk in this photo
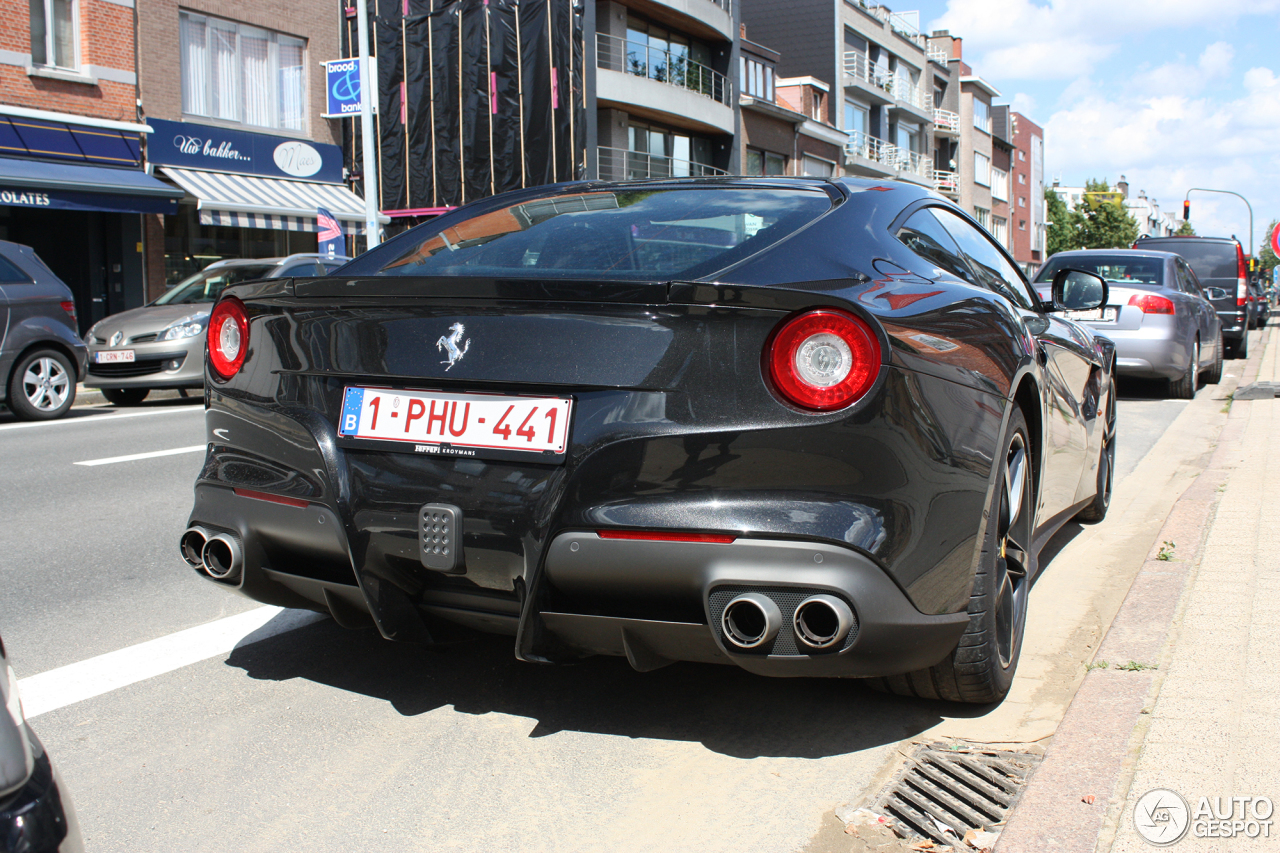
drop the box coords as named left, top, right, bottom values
left=1000, top=322, right=1280, bottom=852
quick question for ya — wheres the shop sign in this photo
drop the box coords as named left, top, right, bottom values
left=323, top=58, right=373, bottom=118
left=0, top=186, right=176, bottom=215
left=0, top=189, right=52, bottom=207
left=148, top=118, right=343, bottom=184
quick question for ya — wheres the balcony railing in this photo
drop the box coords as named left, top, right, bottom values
left=932, top=169, right=959, bottom=194
left=933, top=108, right=959, bottom=132
left=844, top=131, right=931, bottom=179
left=596, top=146, right=726, bottom=181
left=853, top=2, right=925, bottom=47
left=843, top=52, right=931, bottom=114
left=926, top=44, right=949, bottom=64
left=596, top=33, right=731, bottom=107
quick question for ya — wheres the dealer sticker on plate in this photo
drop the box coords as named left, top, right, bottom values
left=338, top=386, right=572, bottom=458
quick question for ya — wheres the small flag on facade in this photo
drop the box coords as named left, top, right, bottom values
left=317, top=207, right=343, bottom=259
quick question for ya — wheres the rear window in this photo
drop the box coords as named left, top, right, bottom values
left=1036, top=255, right=1165, bottom=288
left=344, top=187, right=832, bottom=280
left=1143, top=240, right=1237, bottom=280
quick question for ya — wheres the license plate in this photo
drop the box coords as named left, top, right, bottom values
left=94, top=350, right=135, bottom=363
left=1062, top=307, right=1118, bottom=322
left=338, top=387, right=573, bottom=458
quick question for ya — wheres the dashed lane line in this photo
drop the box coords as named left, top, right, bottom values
left=74, top=445, right=205, bottom=466
left=18, top=607, right=328, bottom=719
left=0, top=406, right=203, bottom=432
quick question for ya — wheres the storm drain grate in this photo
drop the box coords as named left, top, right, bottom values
left=1234, top=382, right=1280, bottom=401
left=871, top=743, right=1042, bottom=846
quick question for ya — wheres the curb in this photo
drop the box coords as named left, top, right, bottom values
left=996, top=323, right=1269, bottom=853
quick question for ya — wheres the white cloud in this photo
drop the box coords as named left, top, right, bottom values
left=1043, top=66, right=1280, bottom=245
left=1010, top=92, right=1038, bottom=115
left=1198, top=42, right=1234, bottom=78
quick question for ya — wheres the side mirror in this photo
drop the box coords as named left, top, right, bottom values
left=1203, top=286, right=1229, bottom=301
left=1051, top=269, right=1109, bottom=311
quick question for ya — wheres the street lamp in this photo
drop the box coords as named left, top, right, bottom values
left=1185, top=188, right=1253, bottom=255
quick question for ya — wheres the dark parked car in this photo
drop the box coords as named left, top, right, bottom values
left=1033, top=249, right=1221, bottom=398
left=0, top=241, right=87, bottom=421
left=0, top=635, right=83, bottom=852
left=83, top=254, right=350, bottom=406
left=181, top=178, right=1116, bottom=704
left=1134, top=235, right=1252, bottom=357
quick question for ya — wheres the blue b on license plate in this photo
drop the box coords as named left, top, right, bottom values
left=338, top=386, right=572, bottom=456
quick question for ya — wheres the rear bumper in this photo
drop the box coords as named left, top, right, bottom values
left=185, top=483, right=969, bottom=678
left=1084, top=324, right=1186, bottom=380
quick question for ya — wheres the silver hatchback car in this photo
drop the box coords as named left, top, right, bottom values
left=84, top=254, right=349, bottom=405
left=1033, top=249, right=1223, bottom=399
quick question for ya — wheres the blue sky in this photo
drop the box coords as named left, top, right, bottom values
left=910, top=0, right=1280, bottom=251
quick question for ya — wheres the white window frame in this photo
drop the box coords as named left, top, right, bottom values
left=180, top=11, right=308, bottom=133
left=973, top=98, right=990, bottom=133
left=30, top=0, right=79, bottom=70
left=974, top=206, right=990, bottom=229
left=993, top=216, right=1008, bottom=247
left=974, top=152, right=991, bottom=187
left=991, top=167, right=1008, bottom=201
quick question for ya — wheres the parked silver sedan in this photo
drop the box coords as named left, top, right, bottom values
left=1033, top=249, right=1223, bottom=399
left=84, top=254, right=349, bottom=405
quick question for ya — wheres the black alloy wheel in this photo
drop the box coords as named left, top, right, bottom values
left=1076, top=370, right=1116, bottom=523
left=875, top=408, right=1034, bottom=703
left=1168, top=339, right=1198, bottom=399
left=102, top=388, right=150, bottom=406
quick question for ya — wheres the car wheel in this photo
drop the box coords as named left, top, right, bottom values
left=1204, top=331, right=1224, bottom=385
left=1233, top=331, right=1248, bottom=359
left=1076, top=371, right=1116, bottom=524
left=1168, top=340, right=1198, bottom=399
left=101, top=388, right=150, bottom=406
left=873, top=407, right=1033, bottom=704
left=7, top=349, right=76, bottom=421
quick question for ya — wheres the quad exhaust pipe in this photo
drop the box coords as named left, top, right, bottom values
left=179, top=527, right=243, bottom=582
left=793, top=594, right=855, bottom=650
left=721, top=593, right=783, bottom=649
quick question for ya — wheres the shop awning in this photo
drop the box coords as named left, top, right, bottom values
left=0, top=157, right=183, bottom=214
left=160, top=167, right=386, bottom=235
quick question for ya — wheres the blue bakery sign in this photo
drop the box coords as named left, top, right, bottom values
left=147, top=118, right=343, bottom=184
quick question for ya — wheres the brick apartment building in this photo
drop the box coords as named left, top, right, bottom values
left=994, top=105, right=1044, bottom=272
left=0, top=0, right=182, bottom=330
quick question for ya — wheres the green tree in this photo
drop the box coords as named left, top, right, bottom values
left=1175, top=220, right=1195, bottom=236
left=1258, top=220, right=1278, bottom=275
left=1045, top=188, right=1082, bottom=255
left=1078, top=177, right=1139, bottom=248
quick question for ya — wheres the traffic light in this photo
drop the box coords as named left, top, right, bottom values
left=1183, top=199, right=1190, bottom=220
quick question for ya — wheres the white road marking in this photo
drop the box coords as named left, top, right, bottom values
left=18, top=607, right=328, bottom=719
left=0, top=406, right=203, bottom=432
left=74, top=445, right=206, bottom=466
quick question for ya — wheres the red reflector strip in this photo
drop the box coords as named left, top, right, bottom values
left=597, top=530, right=736, bottom=544
left=233, top=488, right=310, bottom=508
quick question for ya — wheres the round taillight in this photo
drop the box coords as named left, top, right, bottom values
left=766, top=309, right=881, bottom=411
left=208, top=297, right=249, bottom=379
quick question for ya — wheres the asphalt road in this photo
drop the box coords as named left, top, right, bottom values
left=0, top=365, right=1220, bottom=852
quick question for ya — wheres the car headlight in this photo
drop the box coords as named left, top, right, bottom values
left=83, top=322, right=101, bottom=345
left=160, top=312, right=209, bottom=341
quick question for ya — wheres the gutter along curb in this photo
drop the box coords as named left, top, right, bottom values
left=996, top=323, right=1270, bottom=853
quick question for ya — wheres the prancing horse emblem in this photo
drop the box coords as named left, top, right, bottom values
left=436, top=322, right=471, bottom=371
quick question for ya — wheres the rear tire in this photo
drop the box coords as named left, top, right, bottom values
left=1168, top=340, right=1198, bottom=399
left=7, top=349, right=75, bottom=421
left=871, top=408, right=1033, bottom=704
left=102, top=388, right=150, bottom=406
left=1076, top=371, right=1116, bottom=524
left=1204, top=331, right=1224, bottom=385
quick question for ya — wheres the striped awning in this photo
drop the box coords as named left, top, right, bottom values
left=160, top=167, right=386, bottom=235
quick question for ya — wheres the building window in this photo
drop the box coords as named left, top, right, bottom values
left=844, top=99, right=868, bottom=135
left=746, top=148, right=786, bottom=176
left=627, top=121, right=714, bottom=178
left=1018, top=149, right=1025, bottom=161
left=974, top=152, right=991, bottom=186
left=811, top=90, right=824, bottom=121
left=992, top=167, right=1008, bottom=201
left=628, top=15, right=713, bottom=93
left=30, top=0, right=77, bottom=69
left=973, top=98, right=990, bottom=133
left=1018, top=196, right=1026, bottom=208
left=993, top=217, right=1008, bottom=247
left=974, top=207, right=990, bottom=229
left=1019, top=219, right=1027, bottom=231
left=1018, top=172, right=1026, bottom=184
left=740, top=56, right=774, bottom=101
left=896, top=121, right=920, bottom=154
left=180, top=12, right=307, bottom=132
